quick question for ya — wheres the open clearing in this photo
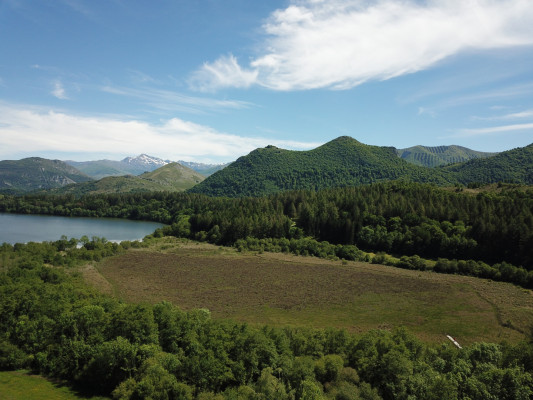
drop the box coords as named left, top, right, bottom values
left=0, top=371, right=108, bottom=400
left=89, top=238, right=533, bottom=345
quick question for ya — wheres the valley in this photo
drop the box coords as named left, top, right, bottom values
left=4, top=2, right=533, bottom=397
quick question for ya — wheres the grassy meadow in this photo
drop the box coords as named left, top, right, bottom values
left=0, top=371, right=108, bottom=400
left=86, top=237, right=533, bottom=345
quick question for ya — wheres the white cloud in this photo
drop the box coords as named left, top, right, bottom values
left=51, top=80, right=68, bottom=99
left=455, top=122, right=533, bottom=137
left=503, top=110, right=533, bottom=119
left=189, top=54, right=259, bottom=92
left=192, top=0, right=533, bottom=91
left=0, top=104, right=320, bottom=162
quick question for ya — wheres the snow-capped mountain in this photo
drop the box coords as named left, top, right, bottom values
left=67, top=154, right=170, bottom=179
left=121, top=154, right=169, bottom=169
left=66, top=155, right=230, bottom=179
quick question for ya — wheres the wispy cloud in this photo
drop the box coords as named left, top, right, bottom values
left=127, top=70, right=160, bottom=85
left=51, top=80, right=68, bottom=100
left=435, top=82, right=533, bottom=109
left=0, top=104, right=320, bottom=162
left=454, top=122, right=533, bottom=137
left=192, top=0, right=533, bottom=91
left=101, top=85, right=253, bottom=114
left=472, top=108, right=533, bottom=121
left=417, top=107, right=436, bottom=118
left=32, top=64, right=63, bottom=74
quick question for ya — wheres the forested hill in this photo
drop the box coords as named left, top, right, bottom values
left=397, top=145, right=497, bottom=167
left=139, top=162, right=205, bottom=190
left=188, top=137, right=533, bottom=197
left=188, top=136, right=454, bottom=197
left=45, top=162, right=205, bottom=196
left=443, top=143, right=533, bottom=185
left=0, top=157, right=92, bottom=194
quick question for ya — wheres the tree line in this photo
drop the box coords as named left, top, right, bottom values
left=0, top=181, right=532, bottom=284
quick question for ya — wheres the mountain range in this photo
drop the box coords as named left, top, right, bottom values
left=189, top=137, right=533, bottom=197
left=396, top=145, right=497, bottom=167
left=66, top=155, right=226, bottom=179
left=177, top=161, right=231, bottom=177
left=188, top=137, right=454, bottom=197
left=1, top=138, right=531, bottom=196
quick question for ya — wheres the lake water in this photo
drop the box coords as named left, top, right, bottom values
left=0, top=213, right=164, bottom=244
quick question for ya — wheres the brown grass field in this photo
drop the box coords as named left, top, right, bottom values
left=85, top=238, right=533, bottom=345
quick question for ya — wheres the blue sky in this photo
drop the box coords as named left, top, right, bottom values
left=1, top=0, right=533, bottom=163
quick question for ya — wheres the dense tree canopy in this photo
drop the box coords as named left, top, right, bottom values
left=188, top=138, right=533, bottom=197
left=1, top=181, right=531, bottom=275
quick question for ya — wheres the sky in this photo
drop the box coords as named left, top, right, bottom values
left=1, top=0, right=533, bottom=163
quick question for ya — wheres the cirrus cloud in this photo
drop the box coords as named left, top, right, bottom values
left=456, top=122, right=533, bottom=137
left=192, top=0, right=533, bottom=91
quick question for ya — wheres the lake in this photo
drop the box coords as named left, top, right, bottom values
left=0, top=213, right=164, bottom=244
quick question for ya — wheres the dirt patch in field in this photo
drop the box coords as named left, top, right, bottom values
left=93, top=242, right=533, bottom=344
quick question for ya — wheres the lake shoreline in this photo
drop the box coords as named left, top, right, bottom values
left=0, top=212, right=164, bottom=245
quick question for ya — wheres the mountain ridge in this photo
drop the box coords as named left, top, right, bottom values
left=2, top=138, right=531, bottom=196
left=444, top=143, right=533, bottom=184
left=66, top=155, right=227, bottom=178
left=188, top=136, right=533, bottom=197
left=66, top=154, right=170, bottom=179
left=397, top=145, right=497, bottom=167
left=0, top=157, right=92, bottom=194
left=188, top=136, right=455, bottom=197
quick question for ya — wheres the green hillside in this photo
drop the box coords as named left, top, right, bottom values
left=47, top=175, right=167, bottom=195
left=47, top=162, right=204, bottom=195
left=139, top=162, right=205, bottom=190
left=397, top=145, right=497, bottom=167
left=189, top=137, right=533, bottom=197
left=444, top=143, right=533, bottom=184
left=0, top=158, right=92, bottom=194
left=188, top=136, right=455, bottom=197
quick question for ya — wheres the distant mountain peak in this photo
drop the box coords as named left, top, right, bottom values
left=397, top=145, right=498, bottom=167
left=121, top=154, right=169, bottom=168
left=0, top=157, right=92, bottom=194
left=177, top=160, right=230, bottom=176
